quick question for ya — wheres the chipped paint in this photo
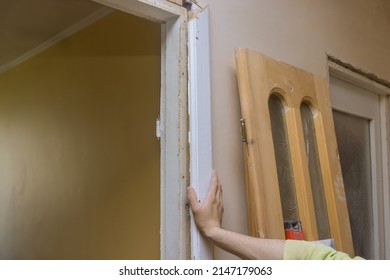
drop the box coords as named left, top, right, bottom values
left=328, top=55, right=390, bottom=88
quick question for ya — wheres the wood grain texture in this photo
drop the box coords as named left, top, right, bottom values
left=235, top=48, right=354, bottom=255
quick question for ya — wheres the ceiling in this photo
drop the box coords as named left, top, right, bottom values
left=0, top=0, right=107, bottom=69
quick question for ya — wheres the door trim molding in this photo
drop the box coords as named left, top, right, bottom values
left=188, top=7, right=213, bottom=260
left=328, top=61, right=390, bottom=96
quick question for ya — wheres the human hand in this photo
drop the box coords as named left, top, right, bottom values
left=187, top=170, right=224, bottom=238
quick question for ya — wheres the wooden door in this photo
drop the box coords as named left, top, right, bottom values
left=235, top=48, right=354, bottom=256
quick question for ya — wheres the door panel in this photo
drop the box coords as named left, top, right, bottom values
left=330, top=75, right=384, bottom=259
left=235, top=49, right=354, bottom=255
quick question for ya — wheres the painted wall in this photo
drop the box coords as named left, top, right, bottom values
left=0, top=11, right=161, bottom=259
left=203, top=0, right=390, bottom=259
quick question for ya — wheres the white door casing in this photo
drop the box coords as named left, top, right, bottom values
left=188, top=7, right=213, bottom=260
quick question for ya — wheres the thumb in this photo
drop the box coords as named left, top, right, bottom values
left=187, top=186, right=200, bottom=211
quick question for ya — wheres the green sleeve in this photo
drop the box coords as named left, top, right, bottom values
left=283, top=240, right=364, bottom=260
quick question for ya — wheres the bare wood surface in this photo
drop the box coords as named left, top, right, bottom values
left=235, top=48, right=354, bottom=255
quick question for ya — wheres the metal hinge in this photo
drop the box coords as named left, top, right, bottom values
left=156, top=116, right=161, bottom=140
left=240, top=118, right=247, bottom=143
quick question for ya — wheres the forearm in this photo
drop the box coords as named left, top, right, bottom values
left=187, top=171, right=286, bottom=260
left=205, top=227, right=285, bottom=260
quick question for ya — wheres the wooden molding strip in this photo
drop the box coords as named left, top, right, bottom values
left=328, top=55, right=390, bottom=90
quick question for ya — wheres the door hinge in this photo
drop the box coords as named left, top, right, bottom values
left=156, top=116, right=161, bottom=140
left=240, top=118, right=247, bottom=143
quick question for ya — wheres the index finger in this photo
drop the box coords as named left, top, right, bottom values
left=208, top=170, right=219, bottom=196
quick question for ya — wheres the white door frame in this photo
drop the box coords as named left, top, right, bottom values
left=1, top=0, right=212, bottom=260
left=188, top=7, right=213, bottom=260
left=93, top=0, right=213, bottom=260
left=93, top=0, right=189, bottom=260
left=329, top=61, right=390, bottom=259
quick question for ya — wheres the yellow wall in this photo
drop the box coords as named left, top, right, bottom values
left=0, top=11, right=161, bottom=259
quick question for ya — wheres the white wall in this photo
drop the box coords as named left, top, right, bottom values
left=203, top=0, right=390, bottom=259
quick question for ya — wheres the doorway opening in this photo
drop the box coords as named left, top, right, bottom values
left=0, top=0, right=187, bottom=260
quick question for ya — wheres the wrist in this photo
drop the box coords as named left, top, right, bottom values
left=203, top=226, right=223, bottom=241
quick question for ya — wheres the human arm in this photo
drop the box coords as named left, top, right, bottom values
left=187, top=171, right=363, bottom=260
left=187, top=170, right=285, bottom=260
left=284, top=240, right=364, bottom=260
